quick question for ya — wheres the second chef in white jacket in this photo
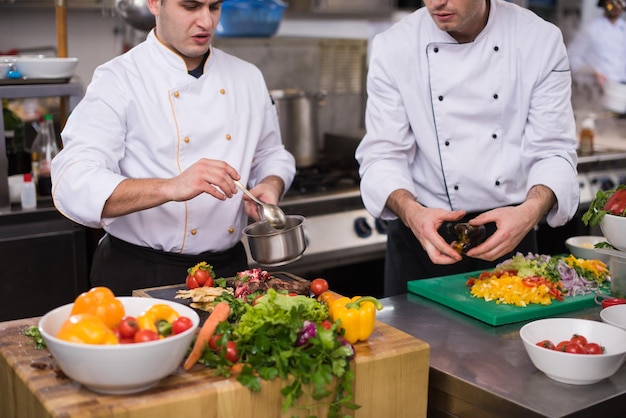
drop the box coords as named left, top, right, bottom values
left=356, top=0, right=579, bottom=297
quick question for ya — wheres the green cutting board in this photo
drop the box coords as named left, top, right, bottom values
left=407, top=270, right=599, bottom=326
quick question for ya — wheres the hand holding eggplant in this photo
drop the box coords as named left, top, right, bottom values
left=447, top=222, right=486, bottom=254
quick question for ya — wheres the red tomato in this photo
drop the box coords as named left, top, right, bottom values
left=584, top=342, right=604, bottom=355
left=209, top=334, right=223, bottom=351
left=535, top=339, right=555, bottom=350
left=252, top=294, right=264, bottom=306
left=570, top=334, right=588, bottom=346
left=194, top=268, right=211, bottom=286
left=224, top=341, right=239, bottom=363
left=118, top=316, right=139, bottom=339
left=555, top=340, right=570, bottom=352
left=119, top=337, right=135, bottom=344
left=321, top=320, right=333, bottom=330
left=134, top=329, right=159, bottom=343
left=310, top=278, right=329, bottom=296
left=186, top=275, right=200, bottom=289
left=565, top=342, right=588, bottom=354
left=172, top=316, right=193, bottom=335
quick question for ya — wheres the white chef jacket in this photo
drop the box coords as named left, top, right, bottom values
left=51, top=30, right=295, bottom=254
left=356, top=0, right=579, bottom=228
left=567, top=15, right=626, bottom=84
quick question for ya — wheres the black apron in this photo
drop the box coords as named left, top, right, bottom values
left=384, top=215, right=538, bottom=297
left=90, top=234, right=248, bottom=296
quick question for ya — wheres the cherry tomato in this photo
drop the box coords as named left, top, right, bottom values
left=321, top=320, right=333, bottom=330
left=584, top=342, right=604, bottom=355
left=310, top=278, right=329, bottom=296
left=209, top=334, right=223, bottom=351
left=555, top=340, right=570, bottom=352
left=565, top=342, right=588, bottom=354
left=570, top=334, right=588, bottom=346
left=119, top=337, right=135, bottom=344
left=224, top=340, right=239, bottom=363
left=172, top=316, right=193, bottom=335
left=134, top=329, right=159, bottom=343
left=186, top=275, right=200, bottom=289
left=535, top=339, right=555, bottom=350
left=118, top=316, right=139, bottom=339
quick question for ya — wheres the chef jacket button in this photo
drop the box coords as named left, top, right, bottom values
left=493, top=93, right=499, bottom=99
left=454, top=185, right=459, bottom=191
left=434, top=47, right=439, bottom=53
left=173, top=91, right=180, bottom=98
left=445, top=140, right=450, bottom=146
left=228, top=227, right=235, bottom=234
left=495, top=180, right=501, bottom=186
left=492, top=133, right=497, bottom=139
left=438, top=95, right=444, bottom=101
left=191, top=229, right=197, bottom=235
left=220, top=88, right=226, bottom=94
left=494, top=46, right=499, bottom=52
left=184, top=136, right=190, bottom=143
left=226, top=134, right=232, bottom=140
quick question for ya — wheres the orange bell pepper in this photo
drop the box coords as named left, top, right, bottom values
left=70, top=287, right=125, bottom=329
left=56, top=313, right=119, bottom=345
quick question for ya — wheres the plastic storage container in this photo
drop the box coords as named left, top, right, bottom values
left=216, top=0, right=287, bottom=37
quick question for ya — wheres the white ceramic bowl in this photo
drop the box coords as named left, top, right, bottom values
left=565, top=236, right=610, bottom=264
left=14, top=56, right=78, bottom=79
left=519, top=317, right=626, bottom=385
left=39, top=297, right=199, bottom=394
left=601, top=304, right=626, bottom=331
left=600, top=214, right=626, bottom=253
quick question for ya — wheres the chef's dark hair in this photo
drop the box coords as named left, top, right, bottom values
left=598, top=0, right=605, bottom=6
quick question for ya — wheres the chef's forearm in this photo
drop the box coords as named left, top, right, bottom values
left=521, top=184, right=557, bottom=224
left=386, top=189, right=419, bottom=224
left=102, top=178, right=171, bottom=218
left=259, top=175, right=285, bottom=200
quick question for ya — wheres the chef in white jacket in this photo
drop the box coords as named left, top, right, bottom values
left=51, top=0, right=295, bottom=295
left=356, top=0, right=579, bottom=297
left=567, top=0, right=626, bottom=89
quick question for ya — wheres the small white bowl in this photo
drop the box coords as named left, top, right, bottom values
left=520, top=317, right=626, bottom=385
left=601, top=304, right=626, bottom=331
left=600, top=214, right=626, bottom=253
left=39, top=297, right=199, bottom=394
left=565, top=236, right=610, bottom=263
left=14, top=56, right=78, bottom=79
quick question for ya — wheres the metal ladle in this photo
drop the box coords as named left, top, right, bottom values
left=234, top=180, right=287, bottom=230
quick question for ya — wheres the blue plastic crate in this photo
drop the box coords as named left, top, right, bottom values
left=216, top=0, right=288, bottom=38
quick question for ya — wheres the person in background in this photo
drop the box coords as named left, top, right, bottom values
left=51, top=0, right=295, bottom=295
left=567, top=0, right=626, bottom=90
left=355, top=0, right=579, bottom=297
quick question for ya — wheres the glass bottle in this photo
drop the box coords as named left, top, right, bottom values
left=31, top=113, right=59, bottom=196
left=579, top=116, right=595, bottom=156
left=2, top=99, right=30, bottom=175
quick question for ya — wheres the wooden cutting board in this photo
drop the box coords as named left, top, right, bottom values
left=408, top=270, right=599, bottom=326
left=0, top=309, right=429, bottom=418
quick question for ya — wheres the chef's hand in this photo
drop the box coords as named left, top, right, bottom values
left=240, top=175, right=285, bottom=221
left=465, top=185, right=556, bottom=261
left=170, top=158, right=240, bottom=201
left=387, top=189, right=465, bottom=264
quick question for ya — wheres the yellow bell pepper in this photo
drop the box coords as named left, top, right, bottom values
left=56, top=313, right=119, bottom=345
left=329, top=296, right=383, bottom=344
left=136, top=304, right=180, bottom=334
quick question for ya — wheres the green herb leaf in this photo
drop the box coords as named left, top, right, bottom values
left=23, top=325, right=46, bottom=349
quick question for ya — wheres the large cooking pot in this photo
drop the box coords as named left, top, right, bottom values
left=243, top=215, right=306, bottom=266
left=271, top=89, right=325, bottom=168
left=115, top=0, right=155, bottom=32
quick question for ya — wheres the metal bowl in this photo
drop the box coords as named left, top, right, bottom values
left=243, top=215, right=306, bottom=267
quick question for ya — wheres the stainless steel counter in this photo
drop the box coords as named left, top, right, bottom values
left=377, top=294, right=626, bottom=418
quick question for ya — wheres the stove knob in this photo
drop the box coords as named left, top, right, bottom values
left=600, top=177, right=616, bottom=191
left=354, top=217, right=373, bottom=238
left=375, top=218, right=388, bottom=234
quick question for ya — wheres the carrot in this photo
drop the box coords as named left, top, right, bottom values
left=183, top=301, right=230, bottom=371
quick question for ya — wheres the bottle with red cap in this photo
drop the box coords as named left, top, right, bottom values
left=20, top=173, right=37, bottom=209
